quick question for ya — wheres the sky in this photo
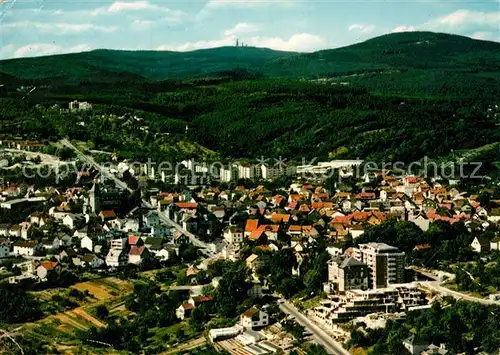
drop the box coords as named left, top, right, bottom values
left=0, top=0, right=499, bottom=59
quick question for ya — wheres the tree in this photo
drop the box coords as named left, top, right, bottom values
left=0, top=285, right=42, bottom=323
left=96, top=305, right=109, bottom=320
left=291, top=323, right=305, bottom=342
left=214, top=261, right=249, bottom=317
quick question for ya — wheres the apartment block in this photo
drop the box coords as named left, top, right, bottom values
left=353, top=242, right=405, bottom=289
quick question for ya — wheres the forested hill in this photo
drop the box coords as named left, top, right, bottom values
left=0, top=46, right=296, bottom=84
left=1, top=31, right=499, bottom=174
left=1, top=32, right=499, bottom=94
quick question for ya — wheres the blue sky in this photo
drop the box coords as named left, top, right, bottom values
left=0, top=0, right=499, bottom=59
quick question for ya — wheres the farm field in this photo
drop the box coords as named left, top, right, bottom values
left=18, top=277, right=134, bottom=354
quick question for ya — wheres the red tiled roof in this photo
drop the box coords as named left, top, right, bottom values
left=330, top=215, right=353, bottom=225
left=334, top=192, right=351, bottom=199
left=312, top=193, right=330, bottom=200
left=273, top=195, right=285, bottom=205
left=405, top=177, right=419, bottom=183
left=299, top=204, right=310, bottom=212
left=271, top=214, right=290, bottom=223
left=414, top=244, right=431, bottom=251
left=312, top=202, right=334, bottom=210
left=356, top=192, right=376, bottom=199
left=39, top=261, right=58, bottom=271
left=176, top=202, right=198, bottom=209
left=192, top=295, right=212, bottom=303
left=100, top=210, right=116, bottom=218
left=129, top=246, right=146, bottom=256
left=245, top=219, right=259, bottom=233
left=128, top=235, right=140, bottom=245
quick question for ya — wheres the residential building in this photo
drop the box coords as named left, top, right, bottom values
left=240, top=307, right=269, bottom=329
left=471, top=236, right=490, bottom=253
left=403, top=334, right=429, bottom=355
left=80, top=235, right=94, bottom=252
left=353, top=243, right=405, bottom=289
left=327, top=256, right=368, bottom=293
left=237, top=164, right=258, bottom=180
left=223, top=226, right=244, bottom=245
left=314, top=286, right=427, bottom=325
left=36, top=261, right=60, bottom=280
left=490, top=237, right=500, bottom=251
left=176, top=303, right=194, bottom=320
left=176, top=295, right=212, bottom=320
left=105, top=249, right=127, bottom=267
left=0, top=238, right=10, bottom=258
left=422, top=344, right=448, bottom=355
left=62, top=214, right=86, bottom=230
left=220, top=165, right=238, bottom=182
left=128, top=246, right=149, bottom=264
left=261, top=164, right=296, bottom=180
left=13, top=240, right=40, bottom=256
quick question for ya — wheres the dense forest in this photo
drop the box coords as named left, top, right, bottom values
left=1, top=76, right=499, bottom=169
left=348, top=300, right=500, bottom=354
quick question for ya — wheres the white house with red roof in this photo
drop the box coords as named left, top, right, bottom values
left=128, top=246, right=150, bottom=264
left=240, top=307, right=269, bottom=329
left=36, top=261, right=61, bottom=280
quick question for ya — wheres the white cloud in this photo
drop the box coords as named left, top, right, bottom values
left=391, top=10, right=500, bottom=37
left=206, top=0, right=291, bottom=8
left=471, top=31, right=499, bottom=42
left=156, top=32, right=325, bottom=53
left=91, top=1, right=185, bottom=18
left=224, top=23, right=261, bottom=37
left=198, top=0, right=297, bottom=21
left=3, top=21, right=117, bottom=34
left=156, top=38, right=235, bottom=52
left=0, top=44, right=16, bottom=59
left=109, top=1, right=154, bottom=12
left=432, top=9, right=500, bottom=28
left=348, top=24, right=375, bottom=34
left=12, top=43, right=92, bottom=58
left=391, top=25, right=418, bottom=33
left=70, top=44, right=93, bottom=53
left=249, top=33, right=325, bottom=52
left=132, top=19, right=154, bottom=30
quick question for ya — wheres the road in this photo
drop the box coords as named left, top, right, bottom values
left=279, top=300, right=349, bottom=355
left=157, top=211, right=214, bottom=257
left=62, top=138, right=214, bottom=257
left=420, top=281, right=498, bottom=305
left=60, top=138, right=130, bottom=192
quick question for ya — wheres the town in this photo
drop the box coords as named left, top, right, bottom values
left=0, top=132, right=499, bottom=355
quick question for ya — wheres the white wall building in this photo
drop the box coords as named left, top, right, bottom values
left=240, top=307, right=269, bottom=329
left=223, top=226, right=244, bottom=245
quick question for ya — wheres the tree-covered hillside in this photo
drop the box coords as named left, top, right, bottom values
left=1, top=32, right=499, bottom=97
left=2, top=73, right=499, bottom=169
left=0, top=46, right=295, bottom=84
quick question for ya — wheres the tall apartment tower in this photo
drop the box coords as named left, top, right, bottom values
left=353, top=243, right=405, bottom=289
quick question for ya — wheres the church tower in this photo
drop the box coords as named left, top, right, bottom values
left=89, top=183, right=101, bottom=214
